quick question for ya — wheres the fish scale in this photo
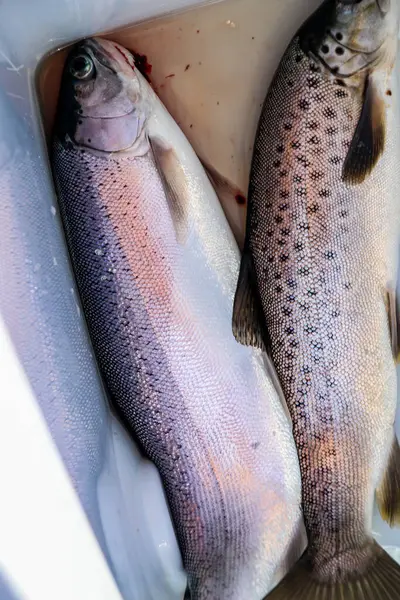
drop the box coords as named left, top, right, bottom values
left=249, top=41, right=398, bottom=557
left=235, top=1, right=400, bottom=598
left=52, top=37, right=303, bottom=600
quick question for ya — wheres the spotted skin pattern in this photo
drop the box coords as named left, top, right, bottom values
left=243, top=33, right=400, bottom=583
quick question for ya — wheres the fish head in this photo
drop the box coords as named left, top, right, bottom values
left=55, top=38, right=148, bottom=152
left=301, top=0, right=399, bottom=79
left=334, top=0, right=398, bottom=53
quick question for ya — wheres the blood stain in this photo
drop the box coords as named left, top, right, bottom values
left=235, top=194, right=246, bottom=206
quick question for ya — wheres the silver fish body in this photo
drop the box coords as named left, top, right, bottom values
left=234, top=1, right=400, bottom=598
left=52, top=38, right=302, bottom=600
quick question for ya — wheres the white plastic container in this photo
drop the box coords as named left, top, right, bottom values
left=0, top=1, right=399, bottom=599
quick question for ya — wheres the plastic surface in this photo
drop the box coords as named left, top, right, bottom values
left=0, top=0, right=399, bottom=598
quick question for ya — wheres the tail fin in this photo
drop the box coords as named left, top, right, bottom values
left=264, top=542, right=400, bottom=599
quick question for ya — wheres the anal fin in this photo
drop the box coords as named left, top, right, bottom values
left=232, top=251, right=269, bottom=352
left=376, top=436, right=400, bottom=527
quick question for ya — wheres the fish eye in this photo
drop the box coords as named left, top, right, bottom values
left=69, top=54, right=94, bottom=80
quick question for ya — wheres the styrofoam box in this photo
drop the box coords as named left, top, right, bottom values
left=0, top=1, right=399, bottom=599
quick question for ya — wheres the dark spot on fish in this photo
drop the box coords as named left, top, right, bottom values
left=312, top=340, right=323, bottom=351
left=319, top=189, right=330, bottom=198
left=266, top=230, right=274, bottom=238
left=196, top=29, right=200, bottom=33
left=339, top=210, right=348, bottom=218
left=310, top=171, right=324, bottom=181
left=323, top=107, right=336, bottom=119
left=78, top=120, right=82, bottom=125
left=321, top=44, right=329, bottom=54
left=275, top=215, right=284, bottom=224
left=335, top=46, right=344, bottom=55
left=305, top=325, right=316, bottom=334
left=295, top=242, right=303, bottom=252
left=235, top=194, right=246, bottom=205
left=330, top=156, right=341, bottom=165
left=387, top=89, right=392, bottom=96
left=185, top=64, right=190, bottom=71
left=286, top=350, right=295, bottom=360
left=335, top=78, right=346, bottom=87
left=132, top=52, right=153, bottom=82
left=294, top=174, right=303, bottom=183
left=280, top=190, right=289, bottom=198
left=298, top=266, right=310, bottom=276
left=326, top=126, right=338, bottom=135
left=298, top=223, right=310, bottom=232
left=286, top=326, right=295, bottom=335
left=88, top=138, right=91, bottom=143
left=344, top=282, right=352, bottom=290
left=280, top=253, right=289, bottom=263
left=309, top=135, right=320, bottom=145
left=277, top=144, right=284, bottom=153
left=297, top=155, right=310, bottom=167
left=217, top=101, right=220, bottom=105
left=287, top=80, right=294, bottom=87
left=281, top=228, right=291, bottom=236
left=251, top=441, right=260, bottom=450
left=310, top=63, right=320, bottom=73
left=307, top=76, right=319, bottom=89
left=268, top=255, right=275, bottom=263
left=296, top=188, right=307, bottom=197
left=335, top=89, right=347, bottom=98
left=299, top=99, right=310, bottom=111
left=273, top=159, right=281, bottom=168
left=284, top=123, right=293, bottom=131
left=283, top=307, right=292, bottom=317
left=276, top=285, right=283, bottom=293
left=307, top=203, right=319, bottom=214
left=325, top=251, right=336, bottom=259
left=274, top=271, right=282, bottom=279
left=290, top=339, right=299, bottom=348
left=332, top=310, right=340, bottom=318
left=336, top=32, right=343, bottom=41
left=190, top=124, right=193, bottom=128
left=307, top=289, right=317, bottom=297
left=277, top=238, right=286, bottom=246
left=279, top=203, right=289, bottom=211
left=307, top=121, right=319, bottom=130
left=280, top=170, right=288, bottom=178
left=295, top=55, right=302, bottom=62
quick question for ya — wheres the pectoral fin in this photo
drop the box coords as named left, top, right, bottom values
left=200, top=159, right=247, bottom=250
left=386, top=287, right=399, bottom=363
left=150, top=136, right=189, bottom=244
left=376, top=436, right=400, bottom=527
left=342, top=75, right=386, bottom=185
left=232, top=251, right=269, bottom=351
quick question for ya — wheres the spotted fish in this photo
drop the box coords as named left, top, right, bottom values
left=233, top=1, right=400, bottom=598
left=51, top=38, right=303, bottom=600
